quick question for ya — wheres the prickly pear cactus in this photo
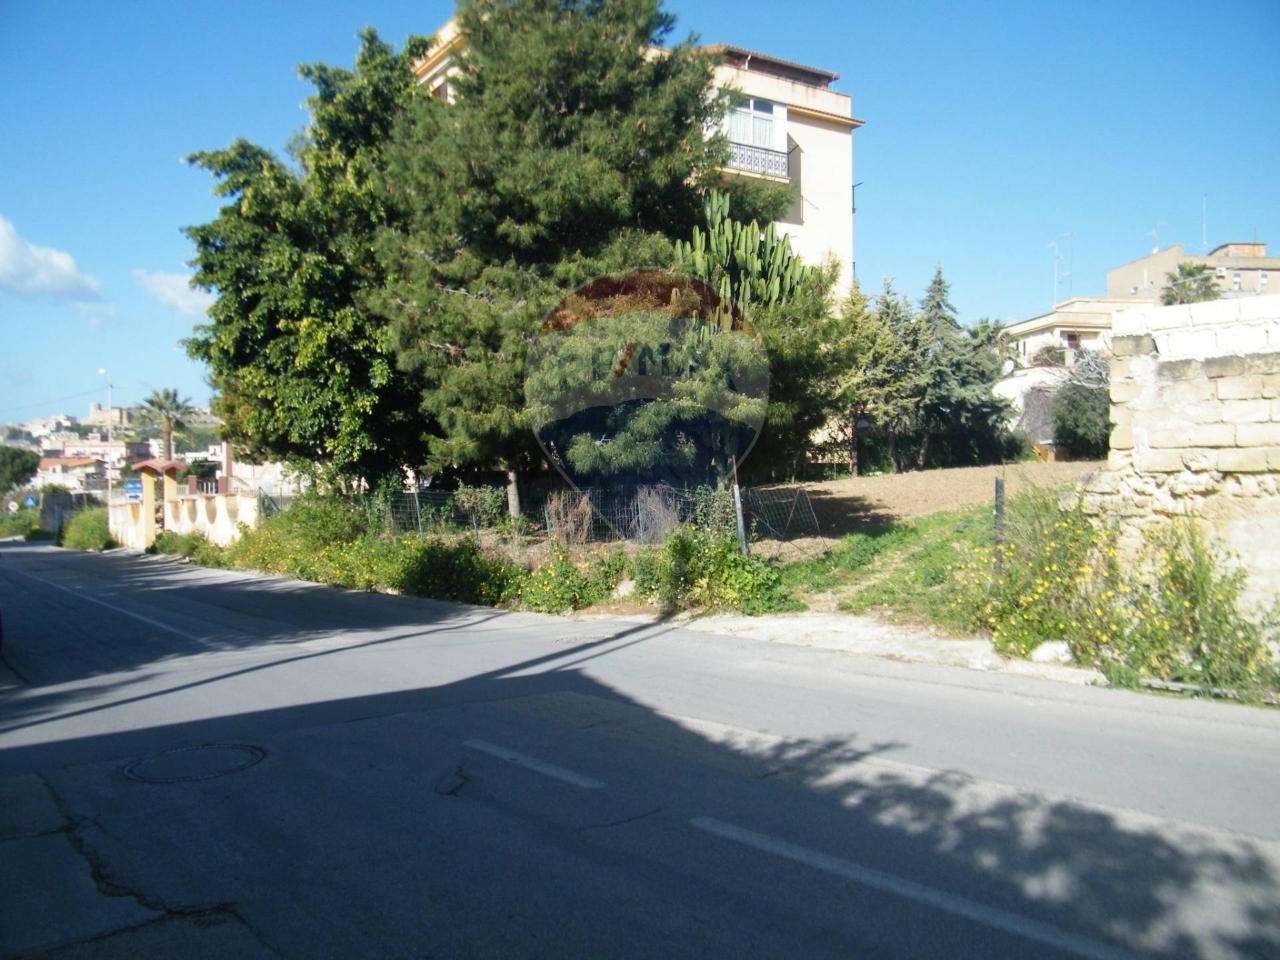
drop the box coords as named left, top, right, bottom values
left=673, top=190, right=810, bottom=318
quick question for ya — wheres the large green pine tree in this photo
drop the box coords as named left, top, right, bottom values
left=185, top=30, right=433, bottom=487
left=908, top=267, right=1009, bottom=469
left=830, top=282, right=911, bottom=476
left=372, top=0, right=729, bottom=510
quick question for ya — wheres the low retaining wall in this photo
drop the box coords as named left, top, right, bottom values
left=110, top=491, right=259, bottom=550
left=1083, top=296, right=1280, bottom=611
left=163, top=493, right=259, bottom=546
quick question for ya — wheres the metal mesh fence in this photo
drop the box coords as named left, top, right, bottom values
left=342, top=482, right=827, bottom=560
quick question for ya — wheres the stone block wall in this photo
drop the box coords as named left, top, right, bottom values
left=1083, top=296, right=1280, bottom=612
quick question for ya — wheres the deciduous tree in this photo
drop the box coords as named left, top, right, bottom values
left=185, top=30, right=433, bottom=487
left=0, top=446, right=38, bottom=494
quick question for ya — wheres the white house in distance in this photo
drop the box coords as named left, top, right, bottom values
left=413, top=18, right=862, bottom=295
left=1002, top=296, right=1132, bottom=365
left=1005, top=241, right=1280, bottom=366
left=35, top=456, right=104, bottom=493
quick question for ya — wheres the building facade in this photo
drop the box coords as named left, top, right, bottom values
left=1002, top=297, right=1132, bottom=365
left=1107, top=242, right=1277, bottom=303
left=413, top=18, right=861, bottom=294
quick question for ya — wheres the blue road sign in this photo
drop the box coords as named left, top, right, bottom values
left=22, top=495, right=37, bottom=509
left=123, top=480, right=143, bottom=503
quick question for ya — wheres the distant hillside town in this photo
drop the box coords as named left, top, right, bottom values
left=1, top=401, right=223, bottom=496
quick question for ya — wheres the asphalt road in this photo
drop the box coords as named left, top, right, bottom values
left=2, top=540, right=1278, bottom=959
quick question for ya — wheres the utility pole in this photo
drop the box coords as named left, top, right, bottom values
left=1048, top=240, right=1060, bottom=306
left=98, top=368, right=113, bottom=505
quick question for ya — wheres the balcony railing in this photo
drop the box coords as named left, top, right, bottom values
left=726, top=141, right=789, bottom=179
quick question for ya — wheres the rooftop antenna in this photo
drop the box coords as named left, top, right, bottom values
left=1048, top=240, right=1060, bottom=306
left=1048, top=234, right=1073, bottom=305
left=1062, top=232, right=1074, bottom=298
left=1145, top=222, right=1164, bottom=254
left=1201, top=194, right=1208, bottom=254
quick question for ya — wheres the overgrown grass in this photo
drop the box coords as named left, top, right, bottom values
left=949, top=490, right=1279, bottom=695
left=776, top=505, right=992, bottom=627
left=778, top=486, right=1278, bottom=697
left=631, top=527, right=796, bottom=615
left=146, top=493, right=795, bottom=617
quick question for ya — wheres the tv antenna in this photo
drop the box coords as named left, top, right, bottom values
left=1145, top=222, right=1165, bottom=254
left=1048, top=233, right=1072, bottom=305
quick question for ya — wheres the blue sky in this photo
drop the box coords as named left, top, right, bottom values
left=2, top=0, right=1277, bottom=421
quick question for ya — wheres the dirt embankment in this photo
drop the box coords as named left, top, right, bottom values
left=797, top=460, right=1104, bottom=536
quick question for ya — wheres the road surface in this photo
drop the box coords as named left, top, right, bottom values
left=1, top=540, right=1278, bottom=959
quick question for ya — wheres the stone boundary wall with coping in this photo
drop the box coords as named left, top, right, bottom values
left=1082, top=295, right=1280, bottom=612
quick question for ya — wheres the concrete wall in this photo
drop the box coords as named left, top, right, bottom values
left=110, top=489, right=259, bottom=550
left=1083, top=295, right=1280, bottom=611
left=164, top=493, right=259, bottom=547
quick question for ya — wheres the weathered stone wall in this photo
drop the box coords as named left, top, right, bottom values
left=1083, top=296, right=1280, bottom=611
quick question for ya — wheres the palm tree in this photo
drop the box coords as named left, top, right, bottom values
left=140, top=388, right=194, bottom=461
left=1161, top=262, right=1220, bottom=305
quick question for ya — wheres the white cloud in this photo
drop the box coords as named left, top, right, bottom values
left=132, top=269, right=214, bottom=316
left=0, top=215, right=101, bottom=299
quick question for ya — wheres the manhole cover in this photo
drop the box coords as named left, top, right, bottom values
left=123, top=744, right=265, bottom=783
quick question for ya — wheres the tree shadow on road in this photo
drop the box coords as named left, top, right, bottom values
left=2, top=615, right=1276, bottom=959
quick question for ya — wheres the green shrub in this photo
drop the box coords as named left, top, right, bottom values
left=220, top=496, right=526, bottom=607
left=525, top=547, right=605, bottom=613
left=454, top=484, right=507, bottom=528
left=62, top=508, right=115, bottom=551
left=0, top=509, right=38, bottom=538
left=950, top=488, right=1097, bottom=657
left=634, top=527, right=789, bottom=615
left=152, top=530, right=225, bottom=566
left=24, top=527, right=56, bottom=542
left=1052, top=382, right=1110, bottom=459
left=396, top=537, right=526, bottom=606
left=1070, top=523, right=1277, bottom=693
left=223, top=495, right=365, bottom=575
left=949, top=490, right=1278, bottom=694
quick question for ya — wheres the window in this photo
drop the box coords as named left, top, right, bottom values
left=1233, top=273, right=1242, bottom=291
left=1215, top=266, right=1226, bottom=278
left=729, top=98, right=775, bottom=148
left=1261, top=272, right=1269, bottom=288
left=1063, top=332, right=1080, bottom=350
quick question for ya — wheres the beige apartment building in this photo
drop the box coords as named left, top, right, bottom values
left=1107, top=242, right=1277, bottom=302
left=1002, top=296, right=1132, bottom=365
left=1005, top=241, right=1278, bottom=365
left=414, top=18, right=862, bottom=294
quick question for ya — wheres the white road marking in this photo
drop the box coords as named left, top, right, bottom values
left=6, top=567, right=210, bottom=644
left=690, top=817, right=1140, bottom=960
left=464, top=739, right=605, bottom=789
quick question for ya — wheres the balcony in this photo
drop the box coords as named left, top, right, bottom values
left=726, top=141, right=789, bottom=179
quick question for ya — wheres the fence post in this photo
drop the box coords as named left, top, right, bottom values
left=413, top=489, right=423, bottom=536
left=993, top=476, right=1005, bottom=577
left=733, top=482, right=749, bottom=558
left=543, top=503, right=553, bottom=545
